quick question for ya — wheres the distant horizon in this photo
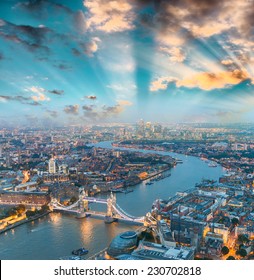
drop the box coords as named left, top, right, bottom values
left=1, top=121, right=254, bottom=130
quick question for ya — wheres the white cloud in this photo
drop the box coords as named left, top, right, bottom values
left=84, top=0, right=135, bottom=33
left=26, top=86, right=50, bottom=102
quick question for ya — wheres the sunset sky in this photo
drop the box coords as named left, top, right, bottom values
left=1, top=0, right=254, bottom=126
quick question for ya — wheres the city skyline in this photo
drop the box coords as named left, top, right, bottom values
left=1, top=0, right=254, bottom=126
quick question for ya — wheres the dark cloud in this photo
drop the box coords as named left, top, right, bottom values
left=54, top=63, right=73, bottom=70
left=15, top=24, right=51, bottom=44
left=82, top=105, right=94, bottom=111
left=81, top=100, right=131, bottom=120
left=17, top=0, right=87, bottom=34
left=46, top=110, right=58, bottom=118
left=48, top=89, right=64, bottom=95
left=74, top=10, right=87, bottom=34
left=81, top=102, right=128, bottom=120
left=81, top=104, right=99, bottom=120
left=64, top=105, right=79, bottom=115
left=135, top=0, right=254, bottom=39
left=0, top=95, right=42, bottom=106
left=102, top=104, right=121, bottom=116
left=0, top=20, right=51, bottom=54
left=239, top=7, right=254, bottom=38
left=27, top=101, right=42, bottom=106
left=17, top=0, right=73, bottom=15
left=72, top=48, right=82, bottom=56
left=85, top=95, right=97, bottom=100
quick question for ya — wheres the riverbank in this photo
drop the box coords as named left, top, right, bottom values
left=92, top=166, right=172, bottom=196
left=113, top=141, right=229, bottom=170
left=0, top=211, right=51, bottom=235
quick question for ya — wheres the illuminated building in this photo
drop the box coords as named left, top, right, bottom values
left=48, top=158, right=56, bottom=174
left=107, top=231, right=138, bottom=258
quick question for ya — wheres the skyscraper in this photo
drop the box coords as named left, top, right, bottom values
left=48, top=158, right=56, bottom=174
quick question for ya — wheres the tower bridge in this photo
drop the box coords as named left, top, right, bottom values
left=50, top=188, right=154, bottom=225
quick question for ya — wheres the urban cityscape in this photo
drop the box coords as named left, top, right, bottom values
left=1, top=0, right=254, bottom=261
left=0, top=123, right=254, bottom=260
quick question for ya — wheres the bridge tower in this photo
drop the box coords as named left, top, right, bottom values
left=77, top=187, right=88, bottom=218
left=105, top=192, right=117, bottom=223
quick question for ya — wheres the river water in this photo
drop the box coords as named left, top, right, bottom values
left=0, top=141, right=224, bottom=260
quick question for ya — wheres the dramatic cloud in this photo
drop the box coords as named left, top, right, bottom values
left=135, top=0, right=254, bottom=63
left=84, top=0, right=135, bottom=33
left=150, top=69, right=251, bottom=91
left=64, top=105, right=79, bottom=115
left=159, top=46, right=186, bottom=62
left=0, top=19, right=51, bottom=54
left=176, top=69, right=250, bottom=91
left=16, top=0, right=87, bottom=34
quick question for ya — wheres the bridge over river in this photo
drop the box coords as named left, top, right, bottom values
left=50, top=188, right=156, bottom=225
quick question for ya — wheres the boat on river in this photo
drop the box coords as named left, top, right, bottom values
left=72, top=247, right=89, bottom=256
left=208, top=162, right=218, bottom=167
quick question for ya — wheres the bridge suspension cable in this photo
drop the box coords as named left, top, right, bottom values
left=53, top=200, right=80, bottom=210
left=113, top=204, right=144, bottom=221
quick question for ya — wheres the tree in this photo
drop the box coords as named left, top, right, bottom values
left=231, top=218, right=239, bottom=226
left=238, top=234, right=249, bottom=244
left=15, top=204, right=26, bottom=215
left=40, top=204, right=50, bottom=213
left=7, top=208, right=17, bottom=217
left=236, top=248, right=247, bottom=258
left=226, top=256, right=235, bottom=260
left=221, top=246, right=229, bottom=255
left=69, top=196, right=78, bottom=204
left=26, top=210, right=36, bottom=218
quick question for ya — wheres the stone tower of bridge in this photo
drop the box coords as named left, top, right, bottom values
left=106, top=192, right=116, bottom=217
left=78, top=187, right=89, bottom=214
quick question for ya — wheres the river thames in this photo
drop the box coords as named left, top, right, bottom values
left=0, top=141, right=224, bottom=259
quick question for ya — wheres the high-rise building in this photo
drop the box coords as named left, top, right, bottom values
left=48, top=158, right=56, bottom=174
left=6, top=152, right=11, bottom=168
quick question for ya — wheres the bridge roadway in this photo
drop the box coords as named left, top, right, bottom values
left=85, top=197, right=107, bottom=204
left=52, top=207, right=144, bottom=225
left=51, top=195, right=145, bottom=224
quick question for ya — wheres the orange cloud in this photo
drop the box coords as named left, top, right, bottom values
left=221, top=59, right=234, bottom=65
left=176, top=69, right=249, bottom=90
left=84, top=0, right=134, bottom=33
left=150, top=69, right=250, bottom=92
left=150, top=77, right=176, bottom=92
left=27, top=86, right=50, bottom=102
left=159, top=46, right=186, bottom=62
